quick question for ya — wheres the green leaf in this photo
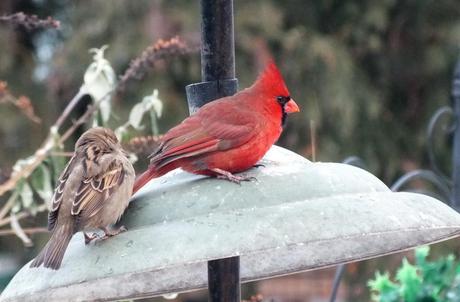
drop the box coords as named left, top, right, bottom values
left=150, top=106, right=159, bottom=135
left=19, top=181, right=34, bottom=209
left=446, top=273, right=460, bottom=301
left=418, top=248, right=455, bottom=298
left=99, top=93, right=112, bottom=123
left=114, top=125, right=128, bottom=142
left=31, top=164, right=53, bottom=202
left=11, top=202, right=21, bottom=214
left=50, top=146, right=68, bottom=185
left=81, top=45, right=115, bottom=123
left=128, top=102, right=146, bottom=130
left=396, top=258, right=422, bottom=302
left=149, top=89, right=163, bottom=118
left=368, top=271, right=399, bottom=302
left=415, top=246, right=430, bottom=265
left=128, top=89, right=163, bottom=131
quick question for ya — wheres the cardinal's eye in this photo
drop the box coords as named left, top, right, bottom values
left=276, top=96, right=290, bottom=105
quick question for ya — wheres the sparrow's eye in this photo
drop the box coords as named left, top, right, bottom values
left=276, top=96, right=291, bottom=105
left=100, top=147, right=114, bottom=154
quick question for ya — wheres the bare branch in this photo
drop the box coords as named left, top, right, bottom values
left=0, top=191, right=18, bottom=221
left=50, top=151, right=74, bottom=157
left=0, top=204, right=47, bottom=228
left=54, top=89, right=86, bottom=131
left=0, top=227, right=48, bottom=237
left=10, top=213, right=33, bottom=247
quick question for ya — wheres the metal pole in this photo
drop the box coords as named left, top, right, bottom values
left=208, top=257, right=240, bottom=302
left=452, top=60, right=460, bottom=209
left=200, top=0, right=235, bottom=82
left=185, top=0, right=241, bottom=301
left=185, top=0, right=238, bottom=114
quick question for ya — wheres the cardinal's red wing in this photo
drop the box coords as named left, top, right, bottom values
left=150, top=106, right=261, bottom=169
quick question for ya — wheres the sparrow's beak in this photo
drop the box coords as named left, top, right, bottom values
left=285, top=98, right=300, bottom=114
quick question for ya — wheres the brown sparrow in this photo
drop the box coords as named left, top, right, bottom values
left=30, top=127, right=135, bottom=270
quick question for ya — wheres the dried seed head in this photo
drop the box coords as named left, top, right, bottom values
left=0, top=12, right=60, bottom=31
left=123, top=135, right=163, bottom=156
left=117, top=36, right=192, bottom=93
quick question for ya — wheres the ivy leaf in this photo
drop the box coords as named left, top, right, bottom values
left=416, top=245, right=456, bottom=298
left=367, top=271, right=399, bottom=302
left=415, top=246, right=430, bottom=266
left=396, top=258, right=422, bottom=302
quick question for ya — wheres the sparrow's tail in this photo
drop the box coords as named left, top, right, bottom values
left=30, top=223, right=73, bottom=270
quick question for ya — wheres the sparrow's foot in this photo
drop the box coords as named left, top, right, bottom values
left=84, top=232, right=98, bottom=245
left=98, top=226, right=128, bottom=241
left=210, top=168, right=257, bottom=184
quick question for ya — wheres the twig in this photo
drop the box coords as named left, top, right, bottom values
left=0, top=204, right=47, bottom=228
left=0, top=12, right=60, bottom=31
left=59, top=100, right=108, bottom=144
left=54, top=89, right=86, bottom=131
left=0, top=81, right=41, bottom=124
left=0, top=227, right=48, bottom=237
left=10, top=213, right=33, bottom=246
left=0, top=190, right=18, bottom=221
left=50, top=151, right=74, bottom=157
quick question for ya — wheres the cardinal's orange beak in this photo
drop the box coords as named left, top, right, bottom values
left=285, top=98, right=300, bottom=113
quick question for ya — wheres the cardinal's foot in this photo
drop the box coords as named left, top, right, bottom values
left=253, top=163, right=265, bottom=168
left=210, top=168, right=257, bottom=184
left=84, top=232, right=98, bottom=245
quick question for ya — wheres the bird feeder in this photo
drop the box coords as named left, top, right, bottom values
left=2, top=146, right=460, bottom=302
left=2, top=1, right=460, bottom=302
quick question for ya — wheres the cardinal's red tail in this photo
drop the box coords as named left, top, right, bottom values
left=133, top=162, right=181, bottom=194
left=133, top=169, right=159, bottom=194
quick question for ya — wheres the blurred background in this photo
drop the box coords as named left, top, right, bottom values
left=1, top=0, right=460, bottom=301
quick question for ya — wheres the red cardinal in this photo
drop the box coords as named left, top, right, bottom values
left=133, top=61, right=299, bottom=194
